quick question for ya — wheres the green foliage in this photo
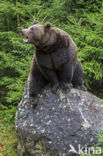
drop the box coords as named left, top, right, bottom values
left=0, top=105, right=18, bottom=156
left=63, top=12, right=103, bottom=90
left=0, top=31, right=33, bottom=105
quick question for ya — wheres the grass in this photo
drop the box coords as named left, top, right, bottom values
left=0, top=105, right=19, bottom=156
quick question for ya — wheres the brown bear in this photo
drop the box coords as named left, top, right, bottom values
left=21, top=21, right=86, bottom=98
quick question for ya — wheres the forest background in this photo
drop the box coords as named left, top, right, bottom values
left=0, top=0, right=103, bottom=155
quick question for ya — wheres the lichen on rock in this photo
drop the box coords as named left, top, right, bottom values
left=15, top=82, right=103, bottom=156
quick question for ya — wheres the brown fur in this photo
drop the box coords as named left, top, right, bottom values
left=21, top=22, right=86, bottom=99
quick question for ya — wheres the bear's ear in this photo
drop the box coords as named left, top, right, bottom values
left=45, top=23, right=51, bottom=31
left=33, top=20, right=38, bottom=25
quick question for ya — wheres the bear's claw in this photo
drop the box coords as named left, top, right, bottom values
left=75, top=85, right=87, bottom=91
left=60, top=82, right=71, bottom=94
left=51, top=83, right=60, bottom=94
left=29, top=96, right=37, bottom=107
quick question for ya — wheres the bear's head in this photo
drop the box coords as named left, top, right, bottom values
left=21, top=21, right=53, bottom=47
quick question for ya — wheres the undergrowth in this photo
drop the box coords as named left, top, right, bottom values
left=0, top=105, right=18, bottom=156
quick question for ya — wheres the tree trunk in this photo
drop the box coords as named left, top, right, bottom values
left=16, top=0, right=19, bottom=26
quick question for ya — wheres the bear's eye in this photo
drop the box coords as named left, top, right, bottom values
left=30, top=27, right=34, bottom=31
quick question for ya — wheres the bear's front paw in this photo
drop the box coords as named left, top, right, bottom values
left=29, top=87, right=38, bottom=97
left=75, top=85, right=87, bottom=91
left=29, top=94, right=37, bottom=107
left=60, top=82, right=71, bottom=94
left=51, top=83, right=59, bottom=94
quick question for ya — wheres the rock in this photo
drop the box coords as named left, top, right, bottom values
left=15, top=82, right=103, bottom=156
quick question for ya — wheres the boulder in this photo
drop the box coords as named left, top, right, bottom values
left=15, top=82, right=103, bottom=156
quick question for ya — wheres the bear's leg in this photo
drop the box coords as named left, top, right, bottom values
left=58, top=62, right=73, bottom=93
left=41, top=67, right=59, bottom=94
left=29, top=60, right=48, bottom=97
left=72, top=60, right=87, bottom=91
